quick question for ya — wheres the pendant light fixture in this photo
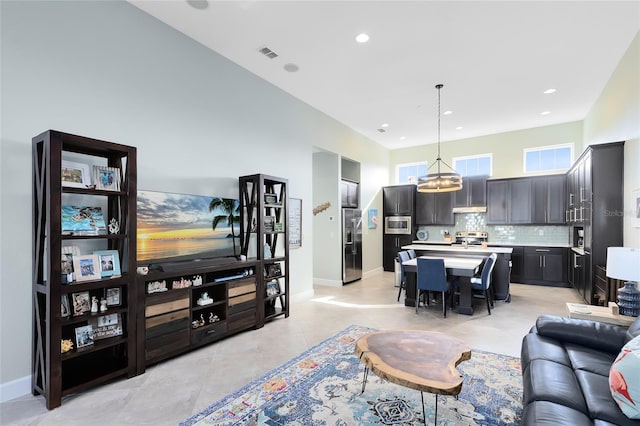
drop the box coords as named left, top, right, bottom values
left=417, top=84, right=463, bottom=193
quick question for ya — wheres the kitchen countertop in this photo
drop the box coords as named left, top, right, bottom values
left=402, top=244, right=513, bottom=255
left=411, top=241, right=571, bottom=248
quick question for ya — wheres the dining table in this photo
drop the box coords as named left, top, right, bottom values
left=402, top=255, right=484, bottom=315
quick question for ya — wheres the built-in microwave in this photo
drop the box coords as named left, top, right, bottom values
left=384, top=216, right=412, bottom=235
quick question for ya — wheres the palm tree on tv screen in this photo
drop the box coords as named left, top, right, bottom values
left=209, top=198, right=240, bottom=257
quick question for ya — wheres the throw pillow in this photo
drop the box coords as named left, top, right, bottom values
left=610, top=334, right=640, bottom=419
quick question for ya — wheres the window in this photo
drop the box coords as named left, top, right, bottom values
left=397, top=162, right=428, bottom=184
left=452, top=154, right=492, bottom=177
left=524, top=144, right=573, bottom=173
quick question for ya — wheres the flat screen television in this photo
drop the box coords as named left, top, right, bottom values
left=137, top=190, right=240, bottom=266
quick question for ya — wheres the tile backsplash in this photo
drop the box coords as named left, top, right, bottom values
left=418, top=213, right=571, bottom=245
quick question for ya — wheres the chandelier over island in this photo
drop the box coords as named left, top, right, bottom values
left=417, top=84, right=463, bottom=193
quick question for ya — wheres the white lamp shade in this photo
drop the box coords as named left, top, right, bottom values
left=606, top=247, right=640, bottom=282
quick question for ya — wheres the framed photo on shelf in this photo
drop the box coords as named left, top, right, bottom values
left=72, top=254, right=101, bottom=282
left=264, top=193, right=278, bottom=204
left=105, top=287, right=121, bottom=306
left=274, top=222, right=284, bottom=232
left=61, top=206, right=107, bottom=235
left=266, top=279, right=280, bottom=297
left=94, top=250, right=121, bottom=277
left=71, top=291, right=91, bottom=316
left=61, top=295, right=71, bottom=318
left=61, top=160, right=91, bottom=189
left=74, top=324, right=94, bottom=349
left=90, top=313, right=123, bottom=340
left=264, top=216, right=275, bottom=232
left=93, top=165, right=121, bottom=191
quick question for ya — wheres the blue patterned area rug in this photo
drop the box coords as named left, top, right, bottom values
left=180, top=325, right=522, bottom=425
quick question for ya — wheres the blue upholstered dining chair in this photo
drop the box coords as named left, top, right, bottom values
left=396, top=251, right=411, bottom=302
left=407, top=249, right=417, bottom=259
left=469, top=253, right=498, bottom=315
left=416, top=258, right=456, bottom=317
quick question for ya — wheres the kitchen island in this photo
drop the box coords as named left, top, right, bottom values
left=401, top=243, right=513, bottom=305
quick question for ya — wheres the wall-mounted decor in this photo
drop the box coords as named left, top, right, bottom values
left=634, top=188, right=640, bottom=228
left=289, top=198, right=302, bottom=249
left=368, top=208, right=378, bottom=229
left=313, top=202, right=330, bottom=216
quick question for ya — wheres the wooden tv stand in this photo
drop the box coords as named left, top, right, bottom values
left=140, top=259, right=261, bottom=368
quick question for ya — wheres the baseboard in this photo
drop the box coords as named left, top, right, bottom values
left=313, top=278, right=343, bottom=287
left=0, top=375, right=30, bottom=403
left=363, top=267, right=383, bottom=280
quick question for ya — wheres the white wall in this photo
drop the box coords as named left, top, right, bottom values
left=0, top=1, right=389, bottom=396
left=583, top=31, right=640, bottom=249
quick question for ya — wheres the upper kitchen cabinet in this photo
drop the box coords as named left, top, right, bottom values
left=531, top=175, right=566, bottom=224
left=453, top=175, right=487, bottom=211
left=383, top=185, right=416, bottom=216
left=415, top=191, right=454, bottom=225
left=341, top=180, right=359, bottom=208
left=486, top=178, right=531, bottom=224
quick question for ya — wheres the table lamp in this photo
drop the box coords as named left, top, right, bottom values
left=606, top=247, right=640, bottom=317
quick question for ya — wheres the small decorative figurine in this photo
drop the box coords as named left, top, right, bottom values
left=108, top=218, right=119, bottom=234
left=61, top=339, right=74, bottom=353
left=197, top=292, right=213, bottom=306
left=91, top=296, right=99, bottom=313
left=100, top=298, right=108, bottom=312
left=136, top=266, right=149, bottom=275
left=199, top=314, right=205, bottom=327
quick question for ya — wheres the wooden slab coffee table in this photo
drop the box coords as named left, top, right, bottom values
left=355, top=330, right=471, bottom=425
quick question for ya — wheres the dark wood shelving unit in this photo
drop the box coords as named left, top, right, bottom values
left=239, top=174, right=290, bottom=326
left=32, top=130, right=138, bottom=409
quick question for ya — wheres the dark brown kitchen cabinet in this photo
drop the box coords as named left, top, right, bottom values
left=531, top=175, right=566, bottom=224
left=383, top=235, right=413, bottom=271
left=522, top=246, right=567, bottom=285
left=383, top=185, right=416, bottom=216
left=453, top=175, right=487, bottom=209
left=486, top=178, right=531, bottom=224
left=415, top=191, right=454, bottom=225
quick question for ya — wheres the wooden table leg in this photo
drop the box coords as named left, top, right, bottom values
left=457, top=277, right=474, bottom=315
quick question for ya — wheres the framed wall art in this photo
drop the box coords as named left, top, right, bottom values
left=61, top=160, right=91, bottom=188
left=94, top=250, right=121, bottom=277
left=288, top=197, right=302, bottom=249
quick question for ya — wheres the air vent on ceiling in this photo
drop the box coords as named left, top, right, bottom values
left=377, top=128, right=386, bottom=133
left=258, top=46, right=279, bottom=59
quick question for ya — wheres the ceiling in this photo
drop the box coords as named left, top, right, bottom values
left=129, top=1, right=640, bottom=150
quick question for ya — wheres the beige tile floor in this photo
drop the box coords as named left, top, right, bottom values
left=1, top=272, right=583, bottom=425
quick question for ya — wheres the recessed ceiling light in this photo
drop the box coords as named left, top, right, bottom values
left=283, top=63, right=299, bottom=73
left=187, top=0, right=209, bottom=10
left=381, top=123, right=389, bottom=128
left=399, top=136, right=407, bottom=140
left=355, top=33, right=370, bottom=43
left=443, top=110, right=453, bottom=115
left=455, top=126, right=463, bottom=130
left=544, top=88, right=556, bottom=94
left=540, top=111, right=551, bottom=115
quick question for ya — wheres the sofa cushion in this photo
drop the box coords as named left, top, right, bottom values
left=576, top=369, right=638, bottom=425
left=536, top=315, right=628, bottom=354
left=521, top=333, right=571, bottom=367
left=625, top=316, right=640, bottom=344
left=566, top=343, right=618, bottom=376
left=522, top=401, right=592, bottom=426
left=610, top=335, right=640, bottom=419
left=523, top=358, right=587, bottom=413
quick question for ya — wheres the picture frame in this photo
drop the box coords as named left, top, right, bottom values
left=71, top=291, right=91, bottom=316
left=72, top=254, right=101, bottom=282
left=105, top=287, right=121, bottom=306
left=61, top=160, right=91, bottom=189
left=93, top=165, right=121, bottom=191
left=61, top=295, right=71, bottom=318
left=274, top=222, right=284, bottom=233
left=74, top=324, right=94, bottom=349
left=90, top=313, right=122, bottom=340
left=266, top=279, right=281, bottom=297
left=264, top=193, right=278, bottom=204
left=94, top=250, right=121, bottom=277
left=264, top=216, right=275, bottom=232
left=288, top=197, right=302, bottom=249
left=61, top=206, right=107, bottom=235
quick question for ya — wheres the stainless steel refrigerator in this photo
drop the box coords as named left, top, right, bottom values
left=343, top=209, right=362, bottom=284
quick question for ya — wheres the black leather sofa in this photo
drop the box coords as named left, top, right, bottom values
left=521, top=314, right=640, bottom=425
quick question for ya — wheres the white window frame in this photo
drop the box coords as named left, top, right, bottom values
left=396, top=161, right=428, bottom=185
left=523, top=143, right=574, bottom=174
left=452, top=153, right=493, bottom=177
